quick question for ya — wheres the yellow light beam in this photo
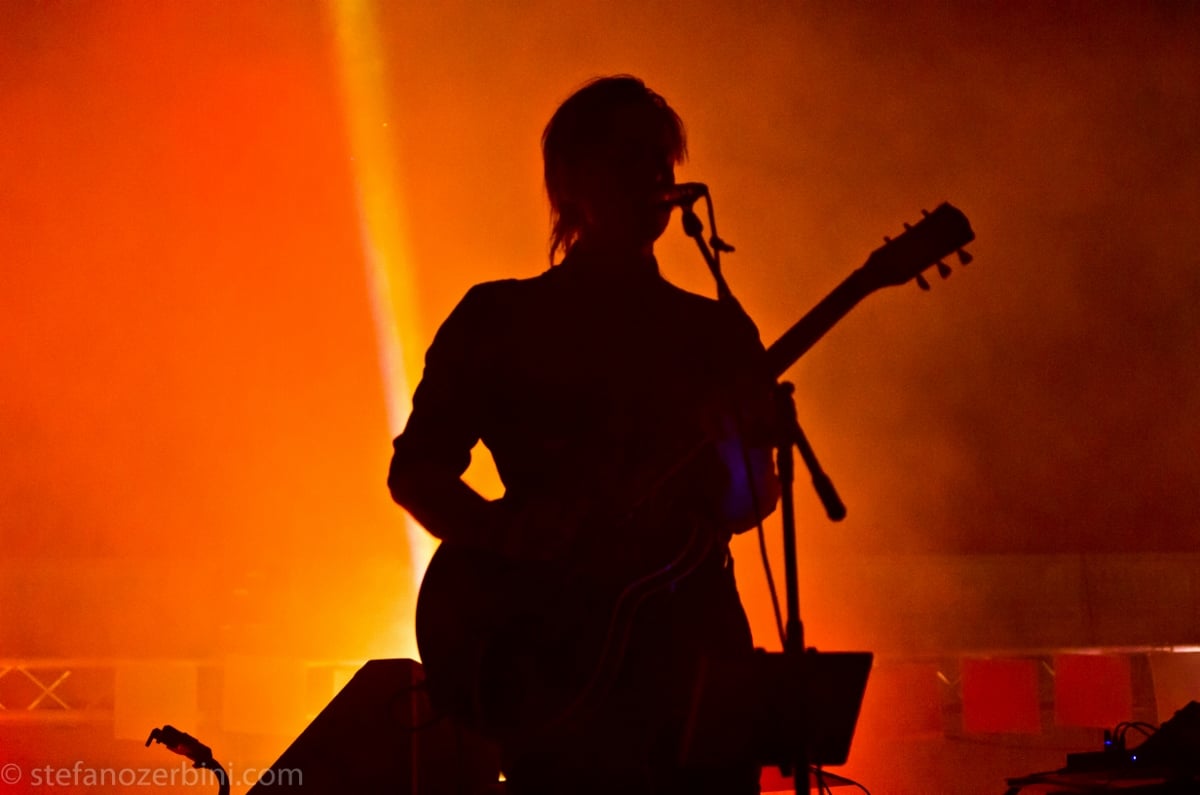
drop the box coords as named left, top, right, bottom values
left=329, top=0, right=434, bottom=660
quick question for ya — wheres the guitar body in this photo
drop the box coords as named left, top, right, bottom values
left=416, top=525, right=715, bottom=743
left=415, top=545, right=603, bottom=741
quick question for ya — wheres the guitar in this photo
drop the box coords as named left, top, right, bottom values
left=415, top=203, right=975, bottom=744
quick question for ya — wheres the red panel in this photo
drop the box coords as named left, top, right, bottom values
left=1054, top=654, right=1133, bottom=728
left=962, top=658, right=1040, bottom=734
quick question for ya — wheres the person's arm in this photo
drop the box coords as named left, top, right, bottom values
left=388, top=451, right=498, bottom=547
left=387, top=285, right=501, bottom=548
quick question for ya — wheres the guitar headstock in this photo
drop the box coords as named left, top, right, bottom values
left=863, top=203, right=975, bottom=290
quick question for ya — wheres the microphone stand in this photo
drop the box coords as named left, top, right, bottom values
left=773, top=380, right=846, bottom=795
left=680, top=201, right=847, bottom=795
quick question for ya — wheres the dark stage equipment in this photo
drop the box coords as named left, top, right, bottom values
left=247, top=658, right=499, bottom=795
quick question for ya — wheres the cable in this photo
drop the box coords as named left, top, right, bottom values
left=814, top=765, right=831, bottom=795
left=729, top=368, right=786, bottom=647
left=757, top=516, right=786, bottom=647
left=810, top=765, right=872, bottom=795
left=850, top=779, right=873, bottom=795
left=1126, top=724, right=1157, bottom=742
left=1114, top=719, right=1158, bottom=748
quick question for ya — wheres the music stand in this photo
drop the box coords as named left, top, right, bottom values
left=678, top=649, right=872, bottom=770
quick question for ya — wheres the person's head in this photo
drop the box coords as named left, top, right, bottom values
left=542, top=75, right=687, bottom=262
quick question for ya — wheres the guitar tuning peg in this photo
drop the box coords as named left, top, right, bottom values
left=883, top=235, right=892, bottom=243
left=936, top=261, right=952, bottom=279
left=956, top=248, right=973, bottom=266
left=903, top=222, right=913, bottom=230
left=915, top=273, right=931, bottom=291
left=921, top=209, right=930, bottom=217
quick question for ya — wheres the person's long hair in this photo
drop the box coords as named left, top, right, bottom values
left=541, top=75, right=687, bottom=264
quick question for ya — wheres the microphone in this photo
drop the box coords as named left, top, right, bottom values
left=146, top=725, right=214, bottom=765
left=658, top=182, right=708, bottom=208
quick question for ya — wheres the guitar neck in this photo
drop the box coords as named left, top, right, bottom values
left=764, top=267, right=878, bottom=379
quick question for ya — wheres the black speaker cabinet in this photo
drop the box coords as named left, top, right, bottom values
left=247, top=659, right=499, bottom=795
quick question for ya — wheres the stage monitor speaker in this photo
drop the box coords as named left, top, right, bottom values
left=247, top=659, right=499, bottom=795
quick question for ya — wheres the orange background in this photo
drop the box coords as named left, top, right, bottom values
left=2, top=2, right=1198, bottom=791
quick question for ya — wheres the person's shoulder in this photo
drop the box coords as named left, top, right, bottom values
left=445, top=269, right=559, bottom=325
left=460, top=269, right=558, bottom=302
left=459, top=277, right=521, bottom=302
left=657, top=279, right=766, bottom=347
left=451, top=274, right=530, bottom=308
left=660, top=279, right=716, bottom=305
left=656, top=279, right=728, bottom=318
